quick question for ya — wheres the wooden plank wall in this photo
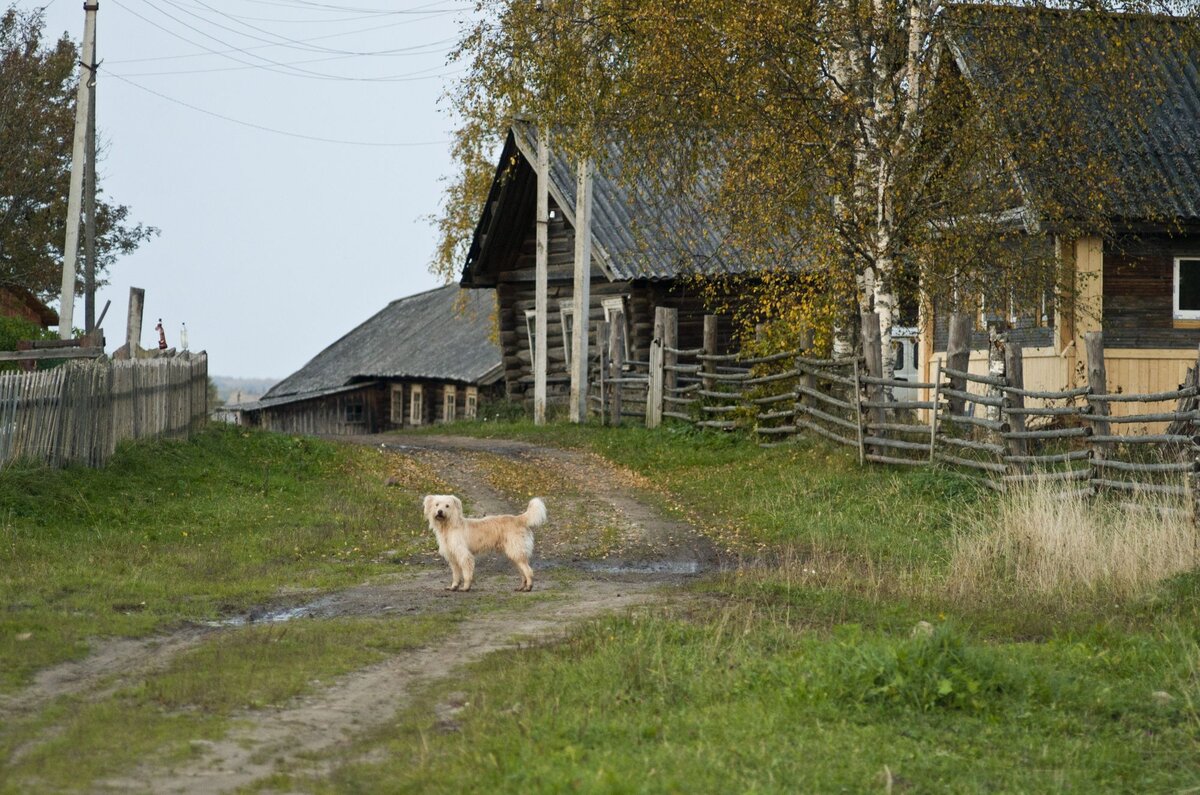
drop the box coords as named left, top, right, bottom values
left=0, top=352, right=209, bottom=468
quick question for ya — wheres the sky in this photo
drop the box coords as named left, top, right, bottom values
left=21, top=0, right=475, bottom=379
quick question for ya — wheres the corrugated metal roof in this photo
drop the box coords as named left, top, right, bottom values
left=464, top=121, right=778, bottom=284
left=947, top=4, right=1200, bottom=224
left=257, top=286, right=502, bottom=404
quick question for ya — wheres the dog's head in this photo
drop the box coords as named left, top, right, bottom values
left=423, top=494, right=463, bottom=526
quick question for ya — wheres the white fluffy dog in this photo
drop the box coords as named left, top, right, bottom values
left=423, top=495, right=545, bottom=592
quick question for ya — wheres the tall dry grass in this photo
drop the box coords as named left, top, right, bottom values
left=949, top=475, right=1198, bottom=598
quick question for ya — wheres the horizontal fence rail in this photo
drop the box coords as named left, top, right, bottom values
left=597, top=309, right=1199, bottom=520
left=0, top=353, right=208, bottom=468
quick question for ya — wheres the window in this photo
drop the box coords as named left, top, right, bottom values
left=443, top=385, right=457, bottom=422
left=524, top=309, right=538, bottom=371
left=559, top=302, right=575, bottom=368
left=409, top=384, right=423, bottom=426
left=345, top=403, right=364, bottom=423
left=1174, top=257, right=1200, bottom=319
left=390, top=385, right=404, bottom=424
left=465, top=386, right=478, bottom=419
left=601, top=296, right=631, bottom=358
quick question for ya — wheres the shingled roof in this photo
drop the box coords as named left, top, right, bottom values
left=946, top=4, right=1200, bottom=225
left=462, top=120, right=770, bottom=286
left=254, top=286, right=501, bottom=406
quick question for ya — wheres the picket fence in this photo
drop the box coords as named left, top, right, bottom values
left=0, top=353, right=208, bottom=468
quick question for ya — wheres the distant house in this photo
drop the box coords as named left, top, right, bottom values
left=232, top=286, right=503, bottom=434
left=922, top=6, right=1200, bottom=403
left=460, top=120, right=781, bottom=405
left=0, top=286, right=58, bottom=329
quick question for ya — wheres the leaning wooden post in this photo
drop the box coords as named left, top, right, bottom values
left=1084, top=331, right=1109, bottom=468
left=861, top=310, right=886, bottom=438
left=986, top=324, right=1005, bottom=424
left=646, top=308, right=665, bottom=429
left=608, top=316, right=624, bottom=426
left=596, top=320, right=609, bottom=426
left=853, top=357, right=865, bottom=466
left=1002, top=340, right=1027, bottom=460
left=945, top=311, right=972, bottom=415
left=663, top=307, right=678, bottom=397
left=929, top=359, right=942, bottom=462
left=702, top=314, right=718, bottom=391
left=533, top=125, right=550, bottom=425
left=797, top=326, right=815, bottom=412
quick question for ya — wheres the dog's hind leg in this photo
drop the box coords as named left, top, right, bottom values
left=514, top=558, right=534, bottom=592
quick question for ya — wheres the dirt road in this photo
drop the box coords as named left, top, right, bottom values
left=6, top=433, right=717, bottom=794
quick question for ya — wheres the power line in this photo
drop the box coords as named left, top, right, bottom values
left=107, top=10, right=455, bottom=63
left=108, top=70, right=451, bottom=147
left=113, top=0, right=454, bottom=81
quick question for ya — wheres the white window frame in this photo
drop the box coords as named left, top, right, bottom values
left=559, top=301, right=575, bottom=369
left=601, top=296, right=631, bottom=359
left=524, top=309, right=538, bottom=372
left=1173, top=257, right=1200, bottom=320
left=390, top=384, right=405, bottom=424
left=465, top=386, right=478, bottom=419
left=409, top=384, right=423, bottom=426
left=443, top=384, right=457, bottom=423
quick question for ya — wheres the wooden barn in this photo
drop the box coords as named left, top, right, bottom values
left=232, top=286, right=502, bottom=434
left=920, top=7, right=1200, bottom=412
left=460, top=120, right=775, bottom=407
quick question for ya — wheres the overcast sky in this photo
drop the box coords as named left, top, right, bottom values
left=22, top=0, right=472, bottom=379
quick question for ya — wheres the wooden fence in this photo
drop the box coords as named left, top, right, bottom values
left=0, top=352, right=208, bottom=468
left=586, top=308, right=1199, bottom=512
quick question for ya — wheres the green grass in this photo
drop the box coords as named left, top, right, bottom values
left=300, top=607, right=1200, bottom=794
left=0, top=425, right=445, bottom=692
left=408, top=419, right=979, bottom=564
left=0, top=615, right=456, bottom=793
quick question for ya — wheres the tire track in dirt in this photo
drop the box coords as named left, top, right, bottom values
left=6, top=433, right=716, bottom=793
left=96, top=575, right=664, bottom=794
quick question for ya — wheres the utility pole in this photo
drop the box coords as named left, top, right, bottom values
left=58, top=1, right=98, bottom=340
left=534, top=126, right=549, bottom=425
left=568, top=155, right=593, bottom=423
left=84, top=20, right=98, bottom=335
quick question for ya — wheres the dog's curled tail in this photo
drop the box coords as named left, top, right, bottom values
left=524, top=497, right=548, bottom=529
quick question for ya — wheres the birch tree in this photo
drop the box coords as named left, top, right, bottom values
left=438, top=0, right=1198, bottom=367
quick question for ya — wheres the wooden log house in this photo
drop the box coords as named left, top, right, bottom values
left=920, top=7, right=1200, bottom=425
left=232, top=286, right=502, bottom=434
left=460, top=121, right=769, bottom=407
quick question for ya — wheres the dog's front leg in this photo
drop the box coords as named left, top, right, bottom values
left=447, top=556, right=462, bottom=591
left=459, top=555, right=475, bottom=592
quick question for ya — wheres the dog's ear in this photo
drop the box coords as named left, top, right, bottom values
left=422, top=495, right=435, bottom=519
left=451, top=495, right=463, bottom=517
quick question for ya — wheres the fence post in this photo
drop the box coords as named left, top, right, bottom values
left=702, top=314, right=718, bottom=391
left=797, top=326, right=815, bottom=412
left=929, top=359, right=942, bottom=462
left=946, top=311, right=972, bottom=415
left=609, top=317, right=624, bottom=425
left=1084, top=331, right=1109, bottom=467
left=986, top=324, right=1005, bottom=424
left=646, top=307, right=666, bottom=429
left=853, top=358, right=865, bottom=466
left=663, top=307, right=678, bottom=397
left=1002, top=341, right=1027, bottom=460
left=596, top=320, right=609, bottom=426
left=861, top=310, right=886, bottom=438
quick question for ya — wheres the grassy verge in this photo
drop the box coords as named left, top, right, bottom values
left=305, top=605, right=1199, bottom=794
left=406, top=420, right=978, bottom=565
left=0, top=425, right=446, bottom=692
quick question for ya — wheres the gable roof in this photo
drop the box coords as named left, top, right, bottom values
left=253, top=285, right=501, bottom=406
left=946, top=4, right=1200, bottom=226
left=0, top=286, right=59, bottom=327
left=462, top=120, right=765, bottom=286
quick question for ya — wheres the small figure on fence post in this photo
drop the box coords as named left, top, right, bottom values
left=155, top=319, right=168, bottom=350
